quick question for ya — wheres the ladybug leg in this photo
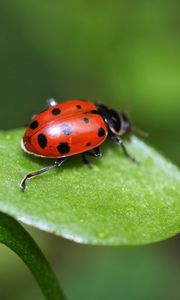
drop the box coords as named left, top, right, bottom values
left=81, top=153, right=92, bottom=168
left=86, top=147, right=102, bottom=158
left=19, top=157, right=66, bottom=190
left=84, top=147, right=102, bottom=157
left=46, top=98, right=58, bottom=107
left=93, top=147, right=102, bottom=157
left=81, top=147, right=102, bottom=168
left=110, top=135, right=139, bottom=164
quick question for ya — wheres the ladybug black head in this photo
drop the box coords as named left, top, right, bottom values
left=96, top=104, right=131, bottom=136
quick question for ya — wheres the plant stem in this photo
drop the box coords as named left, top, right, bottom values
left=0, top=212, right=66, bottom=300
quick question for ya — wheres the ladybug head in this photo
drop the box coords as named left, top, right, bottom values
left=96, top=104, right=131, bottom=136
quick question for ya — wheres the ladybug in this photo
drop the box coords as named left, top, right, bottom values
left=20, top=98, right=146, bottom=190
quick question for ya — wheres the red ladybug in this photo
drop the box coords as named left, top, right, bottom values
left=20, top=98, right=145, bottom=190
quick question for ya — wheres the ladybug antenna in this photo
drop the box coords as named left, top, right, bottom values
left=131, top=126, right=149, bottom=138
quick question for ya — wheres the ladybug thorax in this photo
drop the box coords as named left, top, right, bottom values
left=96, top=104, right=131, bottom=136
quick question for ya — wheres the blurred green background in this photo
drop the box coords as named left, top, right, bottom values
left=0, top=0, right=179, bottom=299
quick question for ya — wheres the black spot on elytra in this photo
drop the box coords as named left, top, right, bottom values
left=37, top=133, right=47, bottom=148
left=57, top=142, right=70, bottom=154
left=52, top=108, right=61, bottom=115
left=61, top=123, right=72, bottom=135
left=98, top=127, right=105, bottom=137
left=76, top=104, right=82, bottom=109
left=83, top=117, right=89, bottom=123
left=86, top=142, right=91, bottom=146
left=30, top=120, right=39, bottom=130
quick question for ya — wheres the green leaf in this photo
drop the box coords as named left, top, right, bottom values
left=0, top=211, right=66, bottom=300
left=0, top=129, right=179, bottom=245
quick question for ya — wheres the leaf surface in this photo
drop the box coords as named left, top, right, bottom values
left=0, top=129, right=179, bottom=245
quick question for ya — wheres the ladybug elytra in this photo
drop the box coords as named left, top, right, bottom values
left=20, top=99, right=146, bottom=190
